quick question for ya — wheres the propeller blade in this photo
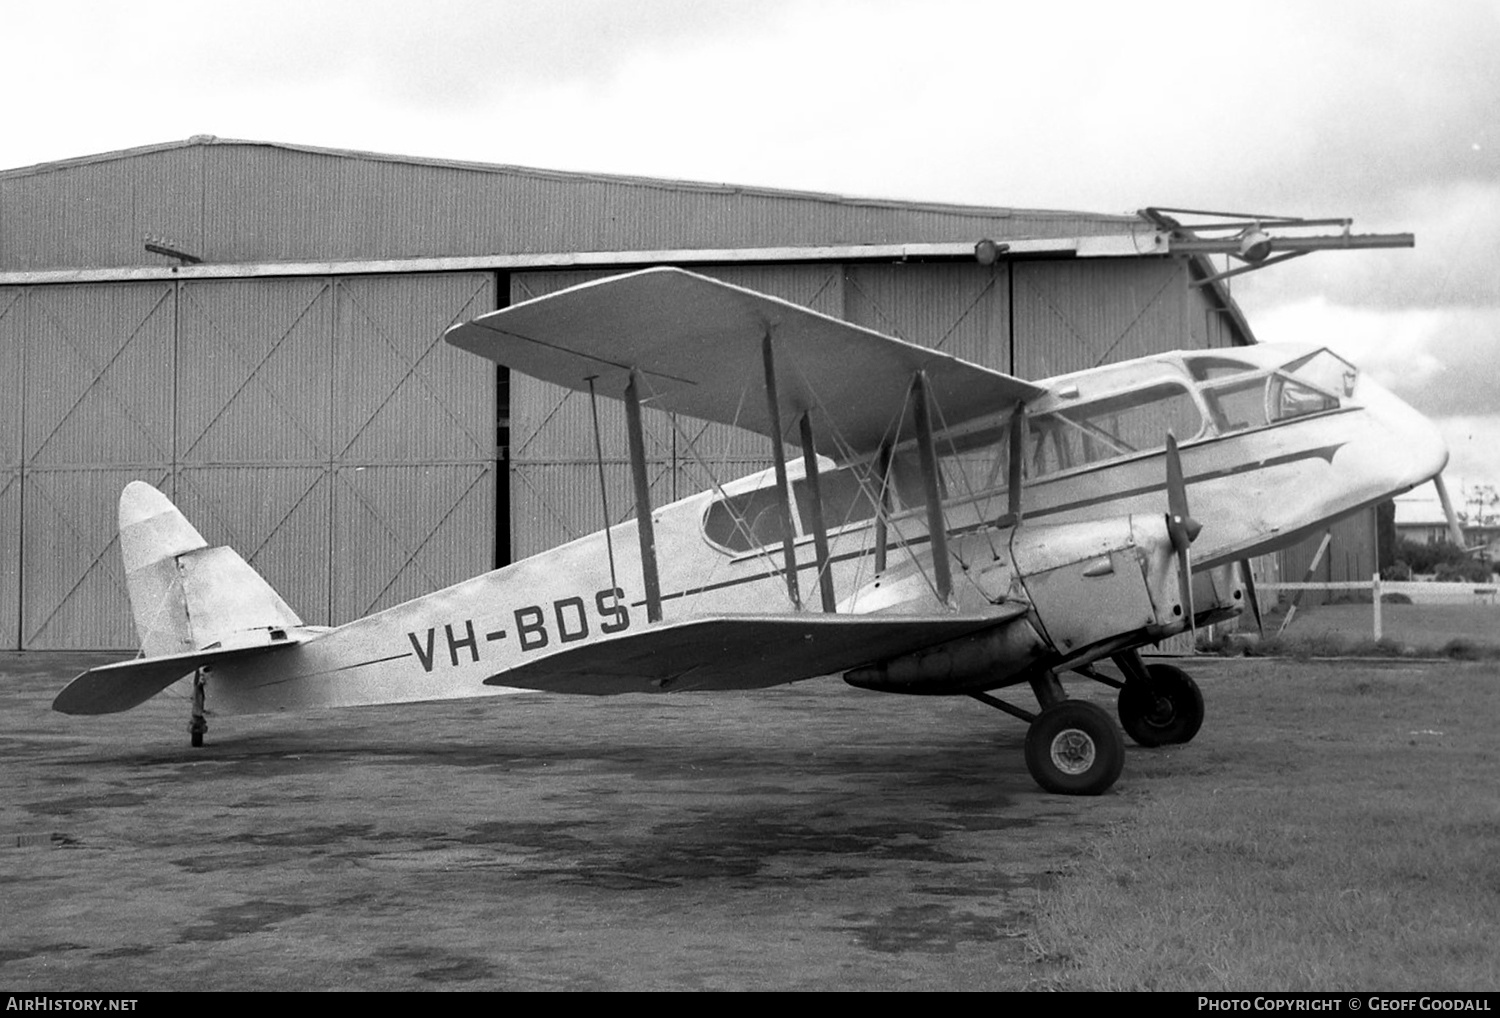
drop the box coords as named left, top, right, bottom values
left=1165, top=433, right=1197, bottom=642
left=1166, top=433, right=1189, bottom=548
left=1239, top=558, right=1264, bottom=636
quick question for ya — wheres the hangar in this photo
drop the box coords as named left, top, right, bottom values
left=0, top=136, right=1371, bottom=650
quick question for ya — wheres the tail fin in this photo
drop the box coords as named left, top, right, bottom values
left=120, top=481, right=303, bottom=656
left=54, top=483, right=305, bottom=715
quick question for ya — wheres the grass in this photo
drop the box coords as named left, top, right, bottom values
left=1027, top=659, right=1500, bottom=990
left=1204, top=630, right=1500, bottom=661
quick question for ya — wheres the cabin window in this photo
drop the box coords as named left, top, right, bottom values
left=1187, top=356, right=1259, bottom=382
left=1027, top=384, right=1201, bottom=477
left=702, top=485, right=794, bottom=552
left=880, top=419, right=1013, bottom=513
left=793, top=463, right=882, bottom=535
left=937, top=422, right=1012, bottom=502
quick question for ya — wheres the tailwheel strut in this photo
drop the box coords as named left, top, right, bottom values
left=190, top=669, right=208, bottom=748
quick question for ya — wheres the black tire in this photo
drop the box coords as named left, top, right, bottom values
left=1024, top=700, right=1125, bottom=796
left=1117, top=663, right=1204, bottom=747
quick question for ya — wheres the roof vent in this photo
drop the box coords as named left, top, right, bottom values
left=187, top=134, right=218, bottom=145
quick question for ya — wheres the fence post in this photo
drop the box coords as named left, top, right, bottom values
left=1372, top=572, right=1383, bottom=642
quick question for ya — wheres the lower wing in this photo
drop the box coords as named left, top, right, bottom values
left=482, top=606, right=1032, bottom=695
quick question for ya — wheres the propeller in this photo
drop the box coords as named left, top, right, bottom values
left=1164, top=433, right=1204, bottom=641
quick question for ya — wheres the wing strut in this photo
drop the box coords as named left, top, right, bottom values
left=587, top=377, right=620, bottom=597
left=911, top=371, right=954, bottom=605
left=1007, top=403, right=1026, bottom=525
left=874, top=443, right=892, bottom=575
left=624, top=370, right=663, bottom=623
left=761, top=333, right=802, bottom=610
left=799, top=412, right=837, bottom=613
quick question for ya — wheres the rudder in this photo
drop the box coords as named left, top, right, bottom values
left=119, top=482, right=302, bottom=657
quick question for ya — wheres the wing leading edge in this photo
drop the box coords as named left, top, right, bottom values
left=479, top=605, right=1033, bottom=695
left=446, top=267, right=1045, bottom=460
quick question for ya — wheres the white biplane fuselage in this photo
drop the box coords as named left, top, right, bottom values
left=54, top=268, right=1447, bottom=795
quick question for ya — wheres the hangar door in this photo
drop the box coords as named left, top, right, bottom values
left=8, top=273, right=495, bottom=650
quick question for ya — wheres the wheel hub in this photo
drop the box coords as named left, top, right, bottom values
left=1147, top=695, right=1176, bottom=726
left=1049, top=728, right=1096, bottom=775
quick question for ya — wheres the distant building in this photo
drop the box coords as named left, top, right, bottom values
left=1394, top=498, right=1500, bottom=557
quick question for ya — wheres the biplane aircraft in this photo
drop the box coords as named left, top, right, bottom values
left=54, top=267, right=1449, bottom=794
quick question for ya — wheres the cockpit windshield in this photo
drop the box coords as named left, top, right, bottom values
left=1188, top=348, right=1354, bottom=435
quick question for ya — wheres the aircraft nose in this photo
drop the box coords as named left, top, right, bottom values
left=1354, top=379, right=1448, bottom=491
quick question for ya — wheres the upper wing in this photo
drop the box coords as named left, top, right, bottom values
left=480, top=605, right=1032, bottom=695
left=446, top=267, right=1045, bottom=459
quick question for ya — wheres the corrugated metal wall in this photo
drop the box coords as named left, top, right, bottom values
left=1013, top=258, right=1191, bottom=379
left=1, top=140, right=1147, bottom=271
left=1277, top=509, right=1378, bottom=608
left=4, top=273, right=495, bottom=649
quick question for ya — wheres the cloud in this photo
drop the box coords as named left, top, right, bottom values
left=1248, top=296, right=1500, bottom=417
left=1436, top=415, right=1500, bottom=491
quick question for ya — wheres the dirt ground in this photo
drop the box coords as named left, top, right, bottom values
left=2, top=651, right=1156, bottom=992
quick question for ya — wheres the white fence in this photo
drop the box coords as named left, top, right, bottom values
left=1259, top=575, right=1500, bottom=640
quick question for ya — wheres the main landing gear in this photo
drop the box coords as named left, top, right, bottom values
left=968, top=650, right=1205, bottom=796
left=1111, top=654, right=1204, bottom=748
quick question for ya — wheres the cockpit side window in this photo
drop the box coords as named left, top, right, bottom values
left=702, top=485, right=794, bottom=553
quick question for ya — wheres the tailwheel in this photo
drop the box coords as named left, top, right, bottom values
left=1024, top=700, right=1124, bottom=796
left=1117, top=663, right=1204, bottom=747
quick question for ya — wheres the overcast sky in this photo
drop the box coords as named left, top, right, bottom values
left=4, top=0, right=1497, bottom=508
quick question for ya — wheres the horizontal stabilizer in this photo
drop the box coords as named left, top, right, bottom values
left=52, top=638, right=301, bottom=716
left=447, top=267, right=1045, bottom=459
left=482, top=606, right=1030, bottom=695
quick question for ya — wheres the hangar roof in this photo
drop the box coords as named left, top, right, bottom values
left=0, top=136, right=1155, bottom=272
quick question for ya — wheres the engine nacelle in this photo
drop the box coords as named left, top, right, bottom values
left=844, top=614, right=1049, bottom=694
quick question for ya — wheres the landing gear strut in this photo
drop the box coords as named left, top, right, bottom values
left=970, top=671, right=1126, bottom=796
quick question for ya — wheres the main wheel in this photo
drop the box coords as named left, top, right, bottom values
left=1024, top=700, right=1125, bottom=795
left=1117, top=663, right=1204, bottom=747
